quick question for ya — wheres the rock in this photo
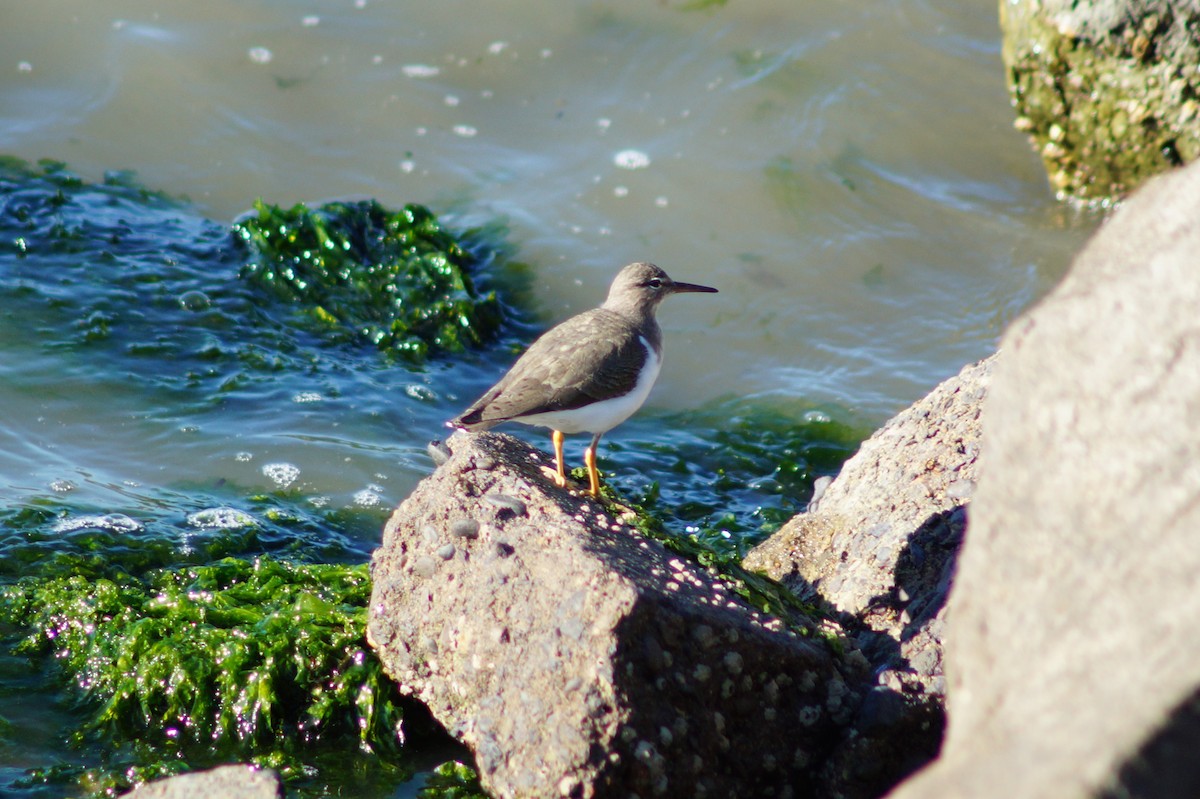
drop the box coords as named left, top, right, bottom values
left=746, top=356, right=989, bottom=696
left=1001, top=0, right=1200, bottom=203
left=745, top=357, right=990, bottom=795
left=887, top=157, right=1200, bottom=796
left=120, top=765, right=281, bottom=799
left=368, top=430, right=859, bottom=799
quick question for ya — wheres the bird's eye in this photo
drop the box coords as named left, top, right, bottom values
left=647, top=278, right=663, bottom=288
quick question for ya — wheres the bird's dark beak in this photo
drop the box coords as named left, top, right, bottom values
left=669, top=280, right=718, bottom=294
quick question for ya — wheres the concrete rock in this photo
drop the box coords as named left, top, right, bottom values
left=888, top=161, right=1200, bottom=796
left=121, top=765, right=281, bottom=799
left=368, top=431, right=857, bottom=799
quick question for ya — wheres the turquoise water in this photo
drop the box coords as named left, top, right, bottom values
left=0, top=0, right=1098, bottom=795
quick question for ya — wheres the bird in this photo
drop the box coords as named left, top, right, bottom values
left=448, top=262, right=717, bottom=497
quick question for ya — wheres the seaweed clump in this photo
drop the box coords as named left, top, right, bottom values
left=234, top=199, right=504, bottom=361
left=0, top=556, right=408, bottom=792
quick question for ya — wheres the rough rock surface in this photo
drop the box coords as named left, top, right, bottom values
left=1001, top=0, right=1200, bottom=203
left=368, top=431, right=861, bottom=799
left=744, top=357, right=991, bottom=792
left=888, top=162, right=1200, bottom=797
left=121, top=765, right=281, bottom=799
left=745, top=356, right=988, bottom=694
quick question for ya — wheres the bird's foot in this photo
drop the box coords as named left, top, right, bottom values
left=540, top=464, right=569, bottom=489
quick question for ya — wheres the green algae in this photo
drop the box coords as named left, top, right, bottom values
left=417, top=761, right=488, bottom=798
left=0, top=156, right=520, bottom=796
left=234, top=199, right=503, bottom=362
left=0, top=556, right=408, bottom=792
left=0, top=158, right=509, bottom=389
left=1000, top=3, right=1200, bottom=204
left=612, top=397, right=867, bottom=556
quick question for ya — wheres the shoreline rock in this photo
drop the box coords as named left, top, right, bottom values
left=367, top=430, right=864, bottom=799
left=745, top=356, right=992, bottom=793
left=1001, top=0, right=1200, bottom=203
left=888, top=159, right=1200, bottom=796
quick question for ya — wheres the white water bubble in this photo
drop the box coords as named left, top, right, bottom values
left=803, top=410, right=832, bottom=424
left=49, top=479, right=76, bottom=493
left=293, top=391, right=323, bottom=403
left=402, top=64, right=440, bottom=78
left=187, top=507, right=259, bottom=529
left=405, top=384, right=435, bottom=401
left=613, top=149, right=651, bottom=169
left=262, top=462, right=300, bottom=488
left=248, top=47, right=273, bottom=64
left=235, top=451, right=253, bottom=462
left=54, top=514, right=143, bottom=534
left=452, top=124, right=478, bottom=138
left=353, top=489, right=382, bottom=507
left=179, top=290, right=211, bottom=311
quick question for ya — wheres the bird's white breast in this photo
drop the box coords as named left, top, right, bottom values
left=516, top=336, right=662, bottom=435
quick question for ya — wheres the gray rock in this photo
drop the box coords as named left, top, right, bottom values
left=746, top=356, right=989, bottom=696
left=369, top=430, right=859, bottom=799
left=888, top=157, right=1200, bottom=796
left=744, top=356, right=991, bottom=796
left=120, top=765, right=281, bottom=799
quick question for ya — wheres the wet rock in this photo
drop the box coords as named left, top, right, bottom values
left=120, top=764, right=281, bottom=799
left=890, top=147, right=1200, bottom=798
left=368, top=430, right=858, bottom=799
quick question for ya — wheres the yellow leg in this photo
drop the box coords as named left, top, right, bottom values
left=584, top=434, right=602, bottom=497
left=551, top=429, right=567, bottom=487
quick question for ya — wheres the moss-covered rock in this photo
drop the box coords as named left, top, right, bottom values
left=1001, top=0, right=1200, bottom=204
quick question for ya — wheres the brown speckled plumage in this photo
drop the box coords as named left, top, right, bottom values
left=449, top=262, right=717, bottom=495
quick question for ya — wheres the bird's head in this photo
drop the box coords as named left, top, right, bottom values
left=603, top=262, right=718, bottom=314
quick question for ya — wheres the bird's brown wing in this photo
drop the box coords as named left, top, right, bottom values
left=452, top=309, right=648, bottom=428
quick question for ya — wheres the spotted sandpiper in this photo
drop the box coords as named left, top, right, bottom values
left=448, top=262, right=717, bottom=496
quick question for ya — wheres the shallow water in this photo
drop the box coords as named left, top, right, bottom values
left=0, top=0, right=1095, bottom=515
left=1, top=0, right=1096, bottom=794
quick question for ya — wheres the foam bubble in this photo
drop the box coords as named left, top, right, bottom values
left=402, top=64, right=440, bottom=78
left=54, top=514, right=143, bottom=534
left=353, top=489, right=383, bottom=507
left=187, top=507, right=259, bottom=529
left=263, top=462, right=300, bottom=488
left=613, top=149, right=651, bottom=169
